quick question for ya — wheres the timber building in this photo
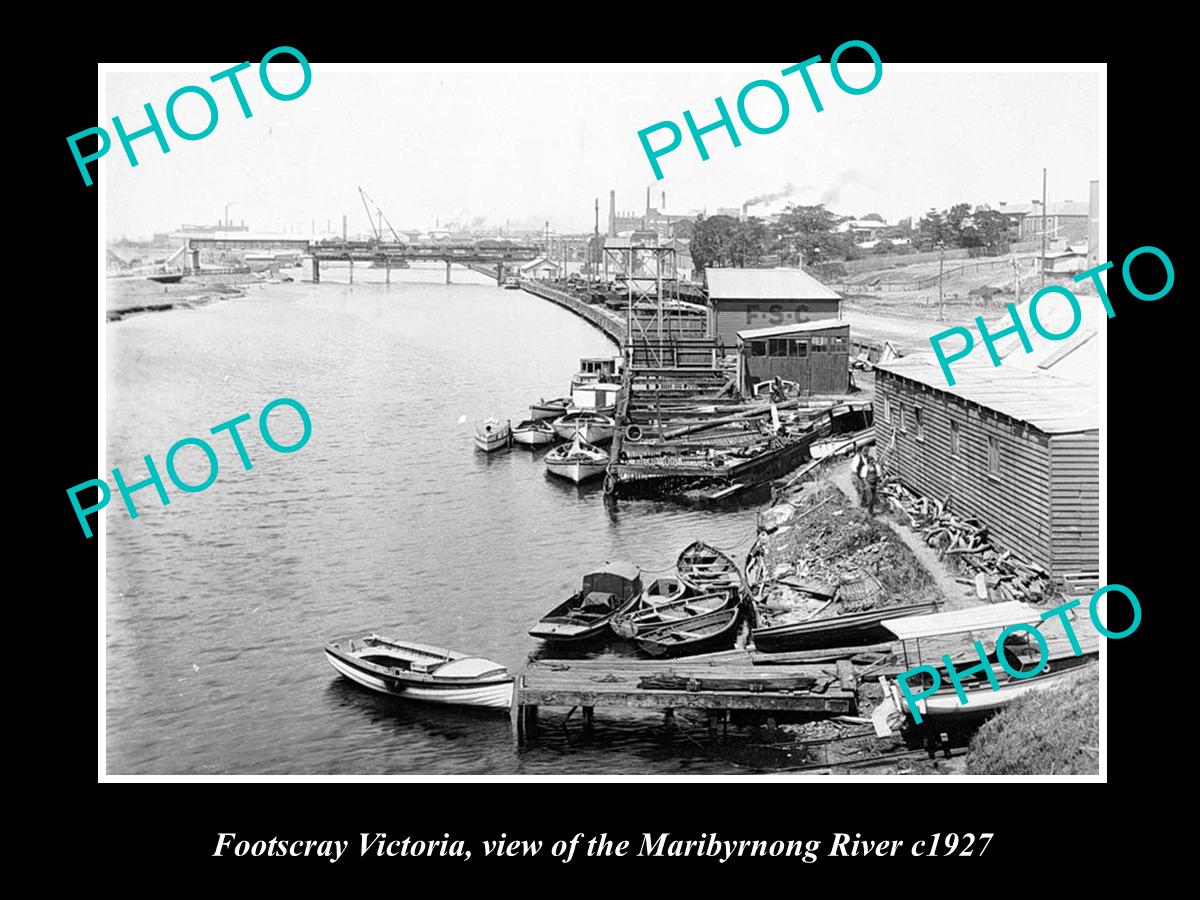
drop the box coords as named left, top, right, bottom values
left=873, top=294, right=1101, bottom=579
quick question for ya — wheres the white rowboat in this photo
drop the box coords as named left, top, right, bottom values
left=324, top=634, right=514, bottom=710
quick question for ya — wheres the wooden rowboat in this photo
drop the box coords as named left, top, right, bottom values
left=635, top=607, right=742, bottom=658
left=530, top=397, right=572, bottom=420
left=552, top=410, right=616, bottom=444
left=610, top=587, right=731, bottom=638
left=752, top=600, right=940, bottom=653
left=676, top=540, right=744, bottom=594
left=323, top=634, right=514, bottom=709
left=512, top=418, right=557, bottom=446
left=529, top=562, right=642, bottom=644
left=544, top=436, right=609, bottom=483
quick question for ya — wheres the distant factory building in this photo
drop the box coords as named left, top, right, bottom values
left=737, top=320, right=850, bottom=396
left=873, top=294, right=1099, bottom=579
left=705, top=267, right=842, bottom=349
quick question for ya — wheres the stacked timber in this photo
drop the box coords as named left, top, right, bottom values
left=879, top=481, right=1051, bottom=602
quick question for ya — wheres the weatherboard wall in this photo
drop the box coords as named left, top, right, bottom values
left=876, top=370, right=1056, bottom=574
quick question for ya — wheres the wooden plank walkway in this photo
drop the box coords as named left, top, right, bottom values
left=516, top=650, right=857, bottom=733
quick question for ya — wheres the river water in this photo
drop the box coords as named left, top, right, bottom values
left=105, top=263, right=762, bottom=774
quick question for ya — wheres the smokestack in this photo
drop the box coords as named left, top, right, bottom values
left=661, top=191, right=666, bottom=211
left=646, top=186, right=651, bottom=212
left=594, top=198, right=599, bottom=234
left=342, top=214, right=347, bottom=242
left=1087, top=179, right=1099, bottom=270
left=609, top=190, right=616, bottom=237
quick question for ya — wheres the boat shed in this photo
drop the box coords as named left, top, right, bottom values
left=873, top=292, right=1099, bottom=580
left=705, top=268, right=842, bottom=350
left=736, top=321, right=850, bottom=396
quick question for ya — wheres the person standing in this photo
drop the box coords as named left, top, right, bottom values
left=852, top=447, right=869, bottom=503
left=863, top=456, right=880, bottom=515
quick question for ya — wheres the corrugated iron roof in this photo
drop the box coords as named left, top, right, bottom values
left=706, top=267, right=841, bottom=301
left=737, top=319, right=847, bottom=340
left=874, top=353, right=1099, bottom=433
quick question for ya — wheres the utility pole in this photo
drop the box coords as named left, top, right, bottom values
left=1011, top=248, right=1021, bottom=310
left=1041, top=167, right=1048, bottom=290
left=937, top=241, right=946, bottom=321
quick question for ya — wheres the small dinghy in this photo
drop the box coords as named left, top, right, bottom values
left=635, top=607, right=742, bottom=658
left=512, top=418, right=557, bottom=447
left=529, top=562, right=642, bottom=644
left=324, top=634, right=514, bottom=709
left=530, top=397, right=572, bottom=420
left=611, top=588, right=732, bottom=639
left=552, top=410, right=616, bottom=444
left=676, top=540, right=744, bottom=594
left=474, top=417, right=511, bottom=452
left=544, top=435, right=609, bottom=483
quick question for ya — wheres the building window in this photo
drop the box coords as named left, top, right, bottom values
left=793, top=340, right=808, bottom=358
left=899, top=405, right=908, bottom=433
left=768, top=339, right=790, bottom=357
left=748, top=341, right=766, bottom=357
left=950, top=419, right=960, bottom=457
left=987, top=436, right=1001, bottom=476
left=883, top=395, right=891, bottom=424
left=914, top=407, right=924, bottom=441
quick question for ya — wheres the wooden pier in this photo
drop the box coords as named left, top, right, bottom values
left=516, top=651, right=857, bottom=735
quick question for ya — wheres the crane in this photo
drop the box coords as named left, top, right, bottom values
left=358, top=187, right=405, bottom=244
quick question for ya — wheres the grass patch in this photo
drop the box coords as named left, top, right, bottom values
left=965, top=663, right=1099, bottom=775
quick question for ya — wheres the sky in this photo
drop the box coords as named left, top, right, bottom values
left=102, top=63, right=1102, bottom=240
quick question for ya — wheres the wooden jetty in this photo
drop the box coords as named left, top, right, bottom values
left=516, top=650, right=857, bottom=734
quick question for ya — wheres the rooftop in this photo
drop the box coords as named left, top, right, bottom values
left=705, top=267, right=841, bottom=301
left=737, top=320, right=848, bottom=341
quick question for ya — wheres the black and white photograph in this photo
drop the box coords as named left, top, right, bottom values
left=92, top=58, right=1110, bottom=779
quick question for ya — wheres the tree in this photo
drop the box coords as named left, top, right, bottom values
left=689, top=214, right=739, bottom=273
left=917, top=208, right=948, bottom=251
left=730, top=217, right=773, bottom=267
left=874, top=239, right=895, bottom=255
left=860, top=212, right=885, bottom=222
left=944, top=202, right=972, bottom=247
left=774, top=203, right=843, bottom=266
left=671, top=219, right=696, bottom=241
left=960, top=208, right=1011, bottom=251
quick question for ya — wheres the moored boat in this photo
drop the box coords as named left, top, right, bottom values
left=879, top=602, right=1099, bottom=728
left=676, top=541, right=744, bottom=594
left=530, top=397, right=572, bottom=420
left=474, top=417, right=511, bottom=452
left=147, top=273, right=184, bottom=284
left=570, top=382, right=621, bottom=416
left=503, top=276, right=520, bottom=289
left=635, top=606, right=742, bottom=658
left=752, top=599, right=940, bottom=653
left=529, top=562, right=642, bottom=644
left=512, top=418, right=557, bottom=447
left=552, top=410, right=616, bottom=444
left=544, top=436, right=609, bottom=483
left=323, top=634, right=514, bottom=709
left=610, top=588, right=732, bottom=639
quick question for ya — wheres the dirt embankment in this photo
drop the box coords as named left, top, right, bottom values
left=106, top=272, right=273, bottom=321
left=750, top=481, right=941, bottom=629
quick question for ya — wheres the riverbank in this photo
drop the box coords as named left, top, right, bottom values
left=106, top=271, right=277, bottom=321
